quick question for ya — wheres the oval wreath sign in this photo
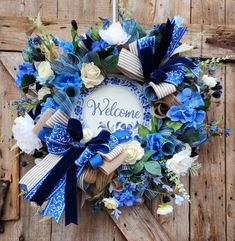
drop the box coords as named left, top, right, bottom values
left=11, top=12, right=228, bottom=225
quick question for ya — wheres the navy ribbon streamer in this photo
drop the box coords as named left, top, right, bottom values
left=30, top=118, right=110, bottom=225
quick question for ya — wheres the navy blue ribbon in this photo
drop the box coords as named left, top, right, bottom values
left=31, top=118, right=110, bottom=225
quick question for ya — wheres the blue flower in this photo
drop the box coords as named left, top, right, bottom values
left=175, top=194, right=184, bottom=205
left=28, top=36, right=41, bottom=47
left=41, top=97, right=58, bottom=113
left=177, top=88, right=204, bottom=108
left=54, top=73, right=82, bottom=90
left=113, top=183, right=142, bottom=207
left=146, top=133, right=163, bottom=160
left=15, top=62, right=35, bottom=87
left=56, top=38, right=74, bottom=53
left=167, top=105, right=206, bottom=129
left=225, top=128, right=231, bottom=137
left=91, top=40, right=110, bottom=52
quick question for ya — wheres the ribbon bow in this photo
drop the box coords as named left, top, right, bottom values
left=31, top=118, right=110, bottom=225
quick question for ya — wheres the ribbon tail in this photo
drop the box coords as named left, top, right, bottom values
left=31, top=147, right=83, bottom=206
left=65, top=164, right=78, bottom=225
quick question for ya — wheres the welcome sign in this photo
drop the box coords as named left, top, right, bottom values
left=75, top=76, right=151, bottom=134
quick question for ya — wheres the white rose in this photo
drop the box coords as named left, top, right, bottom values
left=80, top=128, right=94, bottom=143
left=202, top=74, right=217, bottom=88
left=81, top=62, right=104, bottom=88
left=99, top=22, right=130, bottom=45
left=12, top=113, right=42, bottom=155
left=166, top=143, right=194, bottom=176
left=102, top=197, right=119, bottom=209
left=37, top=61, right=54, bottom=82
left=157, top=204, right=173, bottom=215
left=122, top=140, right=144, bottom=165
left=37, top=87, right=51, bottom=100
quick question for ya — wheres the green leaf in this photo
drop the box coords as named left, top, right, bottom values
left=150, top=116, right=158, bottom=133
left=21, top=75, right=36, bottom=94
left=144, top=161, right=162, bottom=176
left=166, top=120, right=184, bottom=132
left=136, top=22, right=147, bottom=38
left=141, top=150, right=156, bottom=162
left=90, top=26, right=101, bottom=41
left=102, top=55, right=118, bottom=71
left=131, top=161, right=144, bottom=174
left=91, top=52, right=102, bottom=68
left=138, top=123, right=150, bottom=138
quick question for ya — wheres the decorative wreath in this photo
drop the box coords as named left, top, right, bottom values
left=11, top=11, right=229, bottom=226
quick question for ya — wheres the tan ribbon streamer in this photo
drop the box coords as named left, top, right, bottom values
left=149, top=81, right=176, bottom=100
left=32, top=108, right=54, bottom=135
left=129, top=41, right=138, bottom=56
left=98, top=144, right=123, bottom=162
left=83, top=167, right=98, bottom=184
left=171, top=43, right=194, bottom=56
left=153, top=94, right=181, bottom=119
left=19, top=154, right=63, bottom=192
left=45, top=109, right=69, bottom=128
left=92, top=171, right=114, bottom=194
left=117, top=48, right=144, bottom=82
left=99, top=152, right=128, bottom=176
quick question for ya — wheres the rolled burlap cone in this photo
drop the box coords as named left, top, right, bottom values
left=161, top=94, right=181, bottom=106
left=153, top=101, right=169, bottom=119
left=83, top=167, right=98, bottom=184
left=99, top=152, right=128, bottom=176
left=32, top=108, right=54, bottom=135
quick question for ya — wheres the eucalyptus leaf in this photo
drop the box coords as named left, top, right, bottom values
left=141, top=150, right=156, bottom=162
left=166, top=120, right=184, bottom=132
left=131, top=161, right=144, bottom=174
left=138, top=124, right=150, bottom=138
left=144, top=161, right=162, bottom=176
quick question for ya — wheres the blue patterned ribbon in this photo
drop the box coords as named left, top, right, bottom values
left=30, top=118, right=110, bottom=225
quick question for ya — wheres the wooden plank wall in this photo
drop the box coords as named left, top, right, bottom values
left=0, top=0, right=234, bottom=240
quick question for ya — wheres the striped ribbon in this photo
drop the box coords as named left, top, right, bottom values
left=149, top=81, right=176, bottom=99
left=117, top=48, right=144, bottom=82
left=19, top=154, right=63, bottom=192
left=45, top=109, right=69, bottom=128
left=98, top=144, right=123, bottom=162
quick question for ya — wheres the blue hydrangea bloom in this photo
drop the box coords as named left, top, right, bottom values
left=167, top=104, right=206, bottom=129
left=91, top=40, right=110, bottom=52
left=113, top=182, right=142, bottom=207
left=146, top=133, right=163, bottom=160
left=177, top=88, right=204, bottom=108
left=56, top=38, right=74, bottom=53
left=54, top=73, right=82, bottom=90
left=15, top=62, right=35, bottom=87
left=41, top=97, right=58, bottom=113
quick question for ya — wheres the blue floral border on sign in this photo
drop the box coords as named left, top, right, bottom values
left=74, top=75, right=152, bottom=133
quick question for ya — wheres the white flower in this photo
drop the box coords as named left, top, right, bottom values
left=37, top=61, right=54, bottom=82
left=157, top=204, right=173, bottom=215
left=80, top=128, right=94, bottom=143
left=175, top=194, right=184, bottom=206
left=102, top=197, right=119, bottom=209
left=99, top=22, right=130, bottom=45
left=122, top=140, right=144, bottom=165
left=12, top=114, right=42, bottom=155
left=81, top=62, right=104, bottom=88
left=37, top=87, right=51, bottom=100
left=166, top=143, right=194, bottom=176
left=202, top=74, right=217, bottom=88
